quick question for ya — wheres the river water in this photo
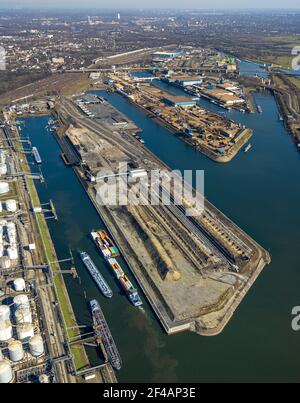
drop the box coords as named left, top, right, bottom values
left=18, top=62, right=300, bottom=382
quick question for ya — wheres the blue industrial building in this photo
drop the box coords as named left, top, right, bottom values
left=153, top=50, right=183, bottom=59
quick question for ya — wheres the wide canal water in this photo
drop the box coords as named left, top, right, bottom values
left=18, top=64, right=300, bottom=382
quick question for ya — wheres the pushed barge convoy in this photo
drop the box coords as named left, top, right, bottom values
left=91, top=231, right=143, bottom=306
left=108, top=258, right=143, bottom=307
left=79, top=251, right=113, bottom=298
left=91, top=230, right=143, bottom=307
left=90, top=299, right=122, bottom=370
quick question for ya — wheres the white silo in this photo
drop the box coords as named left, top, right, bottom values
left=29, top=335, right=44, bottom=357
left=0, top=164, right=7, bottom=176
left=0, top=182, right=9, bottom=195
left=39, top=374, right=50, bottom=383
left=0, top=305, right=10, bottom=322
left=0, top=360, right=13, bottom=383
left=0, top=320, right=13, bottom=342
left=0, top=150, right=5, bottom=165
left=13, top=278, right=26, bottom=292
left=13, top=294, right=30, bottom=310
left=17, top=323, right=34, bottom=342
left=0, top=257, right=11, bottom=269
left=5, top=200, right=17, bottom=213
left=15, top=308, right=32, bottom=324
left=7, top=246, right=18, bottom=260
left=8, top=340, right=24, bottom=362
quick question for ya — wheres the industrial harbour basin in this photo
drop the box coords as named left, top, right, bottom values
left=55, top=96, right=271, bottom=336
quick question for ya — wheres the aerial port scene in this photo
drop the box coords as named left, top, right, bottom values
left=0, top=0, right=299, bottom=387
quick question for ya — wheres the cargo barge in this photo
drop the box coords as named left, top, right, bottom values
left=90, top=299, right=122, bottom=370
left=91, top=230, right=142, bottom=306
left=108, top=258, right=143, bottom=307
left=32, top=146, right=42, bottom=164
left=91, top=230, right=120, bottom=259
left=79, top=251, right=113, bottom=298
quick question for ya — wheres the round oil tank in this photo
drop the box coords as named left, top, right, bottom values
left=29, top=334, right=44, bottom=357
left=0, top=360, right=13, bottom=383
left=0, top=305, right=10, bottom=322
left=13, top=294, right=29, bottom=309
left=0, top=151, right=5, bottom=165
left=0, top=182, right=9, bottom=195
left=0, top=320, right=13, bottom=342
left=0, top=257, right=11, bottom=269
left=39, top=374, right=50, bottom=384
left=5, top=200, right=17, bottom=213
left=8, top=340, right=24, bottom=362
left=17, top=323, right=34, bottom=342
left=15, top=308, right=32, bottom=325
left=13, top=278, right=26, bottom=292
left=7, top=246, right=18, bottom=260
left=0, top=164, right=7, bottom=176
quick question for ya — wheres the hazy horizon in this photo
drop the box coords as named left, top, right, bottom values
left=0, top=0, right=300, bottom=11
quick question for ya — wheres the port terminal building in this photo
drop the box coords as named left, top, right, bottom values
left=167, top=75, right=203, bottom=87
left=162, top=95, right=197, bottom=108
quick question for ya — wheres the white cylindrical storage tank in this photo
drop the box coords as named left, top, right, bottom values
left=5, top=200, right=17, bottom=213
left=0, top=164, right=7, bottom=176
left=13, top=294, right=29, bottom=310
left=8, top=340, right=24, bottom=362
left=0, top=151, right=5, bottom=165
left=29, top=335, right=44, bottom=357
left=0, top=360, right=13, bottom=383
left=0, top=257, right=11, bottom=269
left=0, top=320, right=13, bottom=342
left=13, top=278, right=26, bottom=292
left=0, top=182, right=9, bottom=195
left=39, top=374, right=50, bottom=384
left=7, top=246, right=18, bottom=260
left=15, top=308, right=32, bottom=324
left=17, top=323, right=34, bottom=342
left=0, top=305, right=10, bottom=322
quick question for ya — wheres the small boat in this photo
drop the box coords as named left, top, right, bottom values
left=244, top=143, right=252, bottom=153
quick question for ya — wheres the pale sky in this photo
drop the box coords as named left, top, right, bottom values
left=0, top=0, right=299, bottom=10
